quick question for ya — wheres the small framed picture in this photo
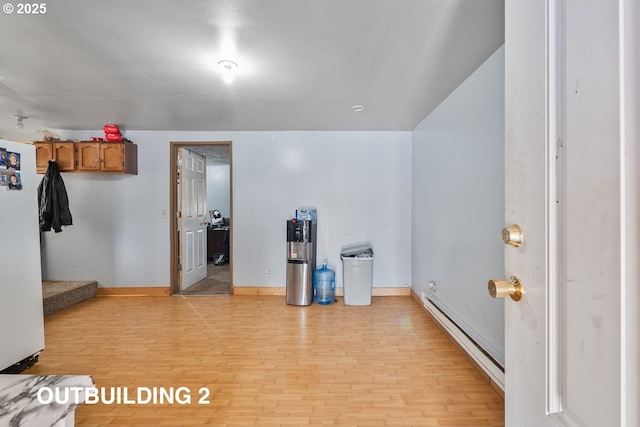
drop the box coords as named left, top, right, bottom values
left=6, top=151, right=20, bottom=171
left=7, top=172, right=22, bottom=190
left=0, top=147, right=6, bottom=170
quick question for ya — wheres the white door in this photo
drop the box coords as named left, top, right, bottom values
left=179, top=148, right=207, bottom=290
left=503, top=1, right=639, bottom=426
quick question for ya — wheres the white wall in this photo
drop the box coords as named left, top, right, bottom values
left=40, top=131, right=412, bottom=289
left=37, top=130, right=168, bottom=287
left=231, top=132, right=411, bottom=288
left=411, top=46, right=505, bottom=364
left=206, top=163, right=230, bottom=219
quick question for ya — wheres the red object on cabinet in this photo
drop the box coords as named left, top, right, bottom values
left=103, top=124, right=120, bottom=134
left=104, top=132, right=123, bottom=142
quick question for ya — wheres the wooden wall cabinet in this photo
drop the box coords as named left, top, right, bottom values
left=35, top=142, right=76, bottom=173
left=35, top=142, right=137, bottom=175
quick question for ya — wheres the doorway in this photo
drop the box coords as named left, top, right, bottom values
left=169, top=141, right=232, bottom=295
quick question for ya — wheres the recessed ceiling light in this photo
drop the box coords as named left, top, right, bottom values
left=351, top=105, right=365, bottom=112
left=218, top=60, right=238, bottom=84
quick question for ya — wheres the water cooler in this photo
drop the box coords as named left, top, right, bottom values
left=286, top=218, right=317, bottom=305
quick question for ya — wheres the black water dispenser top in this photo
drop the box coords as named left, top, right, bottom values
left=287, top=219, right=312, bottom=243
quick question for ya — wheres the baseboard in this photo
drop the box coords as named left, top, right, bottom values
left=232, top=287, right=284, bottom=296
left=97, top=287, right=170, bottom=296
left=410, top=289, right=505, bottom=399
left=232, top=286, right=411, bottom=297
left=97, top=286, right=411, bottom=298
left=367, top=287, right=411, bottom=296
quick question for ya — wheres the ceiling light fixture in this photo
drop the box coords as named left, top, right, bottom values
left=13, top=114, right=27, bottom=129
left=351, top=105, right=365, bottom=112
left=218, top=60, right=238, bottom=84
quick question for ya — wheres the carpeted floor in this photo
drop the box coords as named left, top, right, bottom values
left=176, top=262, right=230, bottom=296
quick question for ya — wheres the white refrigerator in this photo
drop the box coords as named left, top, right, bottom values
left=0, top=139, right=45, bottom=371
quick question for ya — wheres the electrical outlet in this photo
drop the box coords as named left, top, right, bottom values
left=428, top=281, right=437, bottom=292
left=267, top=268, right=273, bottom=278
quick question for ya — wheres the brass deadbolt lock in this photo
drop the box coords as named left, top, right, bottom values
left=501, top=224, right=523, bottom=247
left=488, top=276, right=524, bottom=302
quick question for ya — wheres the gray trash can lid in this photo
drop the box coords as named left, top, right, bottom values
left=341, top=242, right=373, bottom=257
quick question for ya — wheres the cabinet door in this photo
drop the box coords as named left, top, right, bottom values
left=53, top=143, right=75, bottom=171
left=76, top=143, right=101, bottom=171
left=100, top=144, right=125, bottom=172
left=35, top=143, right=53, bottom=173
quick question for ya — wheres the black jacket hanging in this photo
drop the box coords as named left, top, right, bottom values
left=38, top=160, right=72, bottom=232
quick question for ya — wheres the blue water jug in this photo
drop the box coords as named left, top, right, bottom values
left=313, top=263, right=336, bottom=305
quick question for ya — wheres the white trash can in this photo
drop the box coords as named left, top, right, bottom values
left=340, top=243, right=374, bottom=306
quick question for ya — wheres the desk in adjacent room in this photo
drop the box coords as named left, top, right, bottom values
left=207, top=227, right=228, bottom=260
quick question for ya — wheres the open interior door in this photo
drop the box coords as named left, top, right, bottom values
left=502, top=1, right=639, bottom=426
left=179, top=148, right=207, bottom=291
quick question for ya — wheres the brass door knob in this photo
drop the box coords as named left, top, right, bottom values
left=488, top=276, right=524, bottom=302
left=501, top=224, right=523, bottom=247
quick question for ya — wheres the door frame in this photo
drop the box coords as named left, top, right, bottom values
left=169, top=141, right=233, bottom=295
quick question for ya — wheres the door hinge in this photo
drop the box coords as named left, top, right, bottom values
left=177, top=211, right=181, bottom=218
left=178, top=264, right=182, bottom=272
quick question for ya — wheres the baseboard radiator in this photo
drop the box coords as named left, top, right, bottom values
left=419, top=292, right=505, bottom=392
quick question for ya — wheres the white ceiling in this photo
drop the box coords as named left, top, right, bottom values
left=0, top=0, right=504, bottom=133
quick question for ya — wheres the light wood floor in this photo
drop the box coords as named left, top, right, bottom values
left=25, top=295, right=504, bottom=426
